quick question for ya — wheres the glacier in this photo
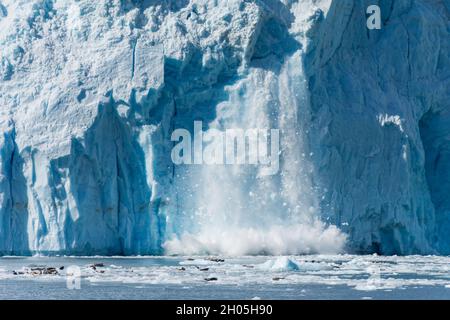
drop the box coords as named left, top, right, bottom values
left=0, top=0, right=449, bottom=256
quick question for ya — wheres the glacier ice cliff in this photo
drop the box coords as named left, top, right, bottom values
left=0, top=0, right=449, bottom=255
left=306, top=0, right=450, bottom=254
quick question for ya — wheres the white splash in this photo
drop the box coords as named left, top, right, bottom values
left=164, top=222, right=347, bottom=256
left=165, top=1, right=346, bottom=256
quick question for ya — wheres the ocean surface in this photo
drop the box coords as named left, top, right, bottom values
left=0, top=255, right=449, bottom=300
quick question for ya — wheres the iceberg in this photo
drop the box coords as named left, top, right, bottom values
left=258, top=257, right=300, bottom=272
left=0, top=0, right=449, bottom=255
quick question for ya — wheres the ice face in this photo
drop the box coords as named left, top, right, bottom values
left=0, top=0, right=449, bottom=255
left=305, top=0, right=450, bottom=254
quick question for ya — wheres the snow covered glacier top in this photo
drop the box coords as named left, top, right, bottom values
left=0, top=0, right=449, bottom=255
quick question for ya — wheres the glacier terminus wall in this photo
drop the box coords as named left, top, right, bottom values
left=0, top=0, right=449, bottom=255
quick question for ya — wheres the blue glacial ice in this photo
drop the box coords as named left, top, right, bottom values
left=0, top=0, right=449, bottom=255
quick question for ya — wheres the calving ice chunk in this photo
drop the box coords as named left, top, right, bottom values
left=170, top=121, right=280, bottom=175
left=176, top=305, right=210, bottom=318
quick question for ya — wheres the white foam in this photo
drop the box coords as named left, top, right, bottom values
left=1, top=255, right=450, bottom=293
left=163, top=221, right=347, bottom=256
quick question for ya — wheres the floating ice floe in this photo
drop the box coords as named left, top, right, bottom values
left=258, top=257, right=300, bottom=272
left=0, top=255, right=449, bottom=293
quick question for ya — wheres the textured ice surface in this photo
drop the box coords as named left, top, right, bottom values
left=0, top=0, right=449, bottom=255
left=305, top=0, right=450, bottom=254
